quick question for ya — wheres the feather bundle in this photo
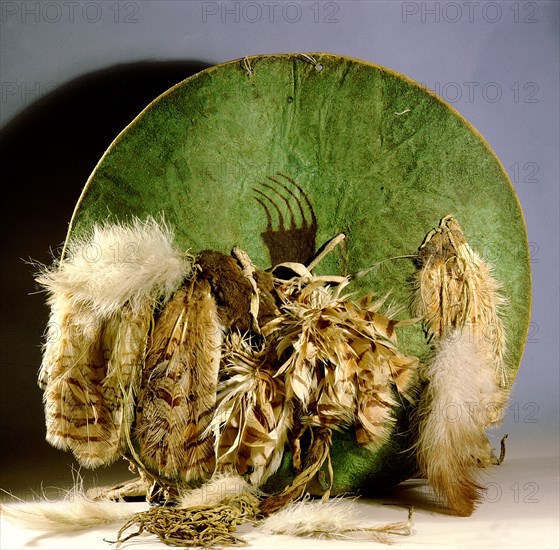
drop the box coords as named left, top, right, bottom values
left=35, top=217, right=193, bottom=467
left=413, top=216, right=508, bottom=516
left=25, top=214, right=518, bottom=547
left=265, top=276, right=418, bottom=450
left=210, top=333, right=291, bottom=486
left=38, top=217, right=191, bottom=319
left=135, top=277, right=223, bottom=483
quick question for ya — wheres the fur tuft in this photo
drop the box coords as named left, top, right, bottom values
left=0, top=483, right=137, bottom=532
left=413, top=217, right=509, bottom=515
left=260, top=496, right=413, bottom=543
left=414, top=330, right=500, bottom=515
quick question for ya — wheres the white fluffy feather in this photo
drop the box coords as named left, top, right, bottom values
left=36, top=216, right=192, bottom=319
left=178, top=474, right=257, bottom=509
left=260, top=497, right=413, bottom=543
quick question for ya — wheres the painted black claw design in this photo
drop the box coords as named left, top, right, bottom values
left=254, top=173, right=318, bottom=267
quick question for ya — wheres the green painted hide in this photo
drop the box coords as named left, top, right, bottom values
left=64, top=53, right=531, bottom=494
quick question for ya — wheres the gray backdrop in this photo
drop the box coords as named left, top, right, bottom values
left=1, top=0, right=558, bottom=500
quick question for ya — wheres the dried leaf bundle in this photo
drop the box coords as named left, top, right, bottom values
left=115, top=493, right=260, bottom=548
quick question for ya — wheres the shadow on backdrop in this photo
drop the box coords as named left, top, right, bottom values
left=0, top=60, right=211, bottom=494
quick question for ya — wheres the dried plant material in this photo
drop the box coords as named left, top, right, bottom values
left=115, top=493, right=260, bottom=548
left=413, top=216, right=509, bottom=516
left=111, top=476, right=259, bottom=547
left=261, top=496, right=413, bottom=544
left=135, top=277, right=223, bottom=483
left=259, top=427, right=333, bottom=516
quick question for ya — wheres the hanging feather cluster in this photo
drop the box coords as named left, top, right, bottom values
left=11, top=214, right=511, bottom=546
left=412, top=215, right=508, bottom=516
left=263, top=267, right=418, bottom=450
left=36, top=220, right=418, bottom=494
left=210, top=333, right=291, bottom=486
left=35, top=218, right=193, bottom=468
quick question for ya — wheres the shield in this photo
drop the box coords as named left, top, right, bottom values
left=63, top=53, right=531, bottom=493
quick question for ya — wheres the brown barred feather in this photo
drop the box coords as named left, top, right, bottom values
left=41, top=306, right=117, bottom=467
left=135, top=278, right=223, bottom=483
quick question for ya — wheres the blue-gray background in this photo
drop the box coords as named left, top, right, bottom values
left=1, top=0, right=558, bottom=497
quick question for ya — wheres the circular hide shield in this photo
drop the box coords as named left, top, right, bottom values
left=64, top=53, right=531, bottom=493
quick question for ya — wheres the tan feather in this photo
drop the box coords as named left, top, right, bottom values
left=210, top=333, right=291, bottom=485
left=41, top=305, right=117, bottom=467
left=101, top=303, right=151, bottom=456
left=135, top=277, right=222, bottom=483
